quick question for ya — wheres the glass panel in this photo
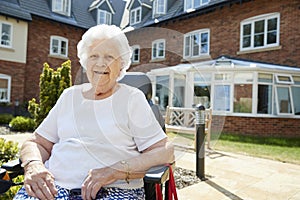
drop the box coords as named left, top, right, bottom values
left=202, top=0, right=209, bottom=4
left=156, top=76, right=169, bottom=110
left=194, top=84, right=211, bottom=108
left=1, top=24, right=11, bottom=46
left=293, top=76, right=300, bottom=85
left=234, top=73, right=253, bottom=82
left=185, top=0, right=192, bottom=10
left=257, top=85, right=272, bottom=114
left=267, top=31, right=277, bottom=44
left=258, top=73, right=273, bottom=83
left=130, top=11, right=135, bottom=24
left=173, top=76, right=185, bottom=107
left=52, top=39, right=59, bottom=53
left=234, top=84, right=252, bottom=113
left=214, top=73, right=231, bottom=81
left=201, top=32, right=208, bottom=53
left=194, top=0, right=200, bottom=8
left=192, top=34, right=199, bottom=56
left=267, top=18, right=277, bottom=31
left=243, top=24, right=251, bottom=48
left=61, top=41, right=66, bottom=55
left=276, top=87, right=292, bottom=114
left=254, top=20, right=264, bottom=47
left=292, top=87, right=300, bottom=115
left=133, top=48, right=139, bottom=61
left=152, top=43, right=157, bottom=58
left=214, top=85, right=230, bottom=111
left=194, top=73, right=211, bottom=82
left=0, top=79, right=8, bottom=88
left=184, top=36, right=190, bottom=57
left=136, top=9, right=140, bottom=22
left=158, top=42, right=164, bottom=57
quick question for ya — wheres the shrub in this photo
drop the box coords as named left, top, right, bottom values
left=9, top=116, right=35, bottom=132
left=0, top=114, right=14, bottom=125
left=0, top=138, right=21, bottom=199
left=29, top=60, right=72, bottom=128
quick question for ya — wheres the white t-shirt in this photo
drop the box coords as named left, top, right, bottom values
left=36, top=83, right=166, bottom=189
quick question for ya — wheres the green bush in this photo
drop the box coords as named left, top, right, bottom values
left=9, top=116, right=35, bottom=132
left=29, top=60, right=72, bottom=128
left=0, top=138, right=21, bottom=199
left=0, top=114, right=14, bottom=125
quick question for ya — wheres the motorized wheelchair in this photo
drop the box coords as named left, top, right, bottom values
left=0, top=72, right=175, bottom=200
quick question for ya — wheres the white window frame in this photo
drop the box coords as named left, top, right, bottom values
left=130, top=7, right=142, bottom=25
left=131, top=45, right=140, bottom=63
left=50, top=36, right=68, bottom=57
left=275, top=74, right=294, bottom=84
left=183, top=29, right=210, bottom=59
left=97, top=9, right=112, bottom=25
left=0, top=74, right=11, bottom=103
left=240, top=13, right=280, bottom=51
left=184, top=0, right=210, bottom=11
left=0, top=22, right=13, bottom=48
left=52, top=0, right=71, bottom=16
left=275, top=85, right=294, bottom=115
left=153, top=0, right=166, bottom=17
left=152, top=39, right=165, bottom=60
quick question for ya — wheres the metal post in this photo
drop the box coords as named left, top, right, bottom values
left=195, top=104, right=206, bottom=181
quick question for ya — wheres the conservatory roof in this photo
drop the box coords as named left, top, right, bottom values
left=148, top=56, right=300, bottom=75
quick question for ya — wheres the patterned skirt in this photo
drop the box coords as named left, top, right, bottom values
left=13, top=185, right=145, bottom=200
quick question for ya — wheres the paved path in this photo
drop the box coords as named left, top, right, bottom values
left=1, top=133, right=300, bottom=200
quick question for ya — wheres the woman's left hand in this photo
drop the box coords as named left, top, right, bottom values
left=81, top=167, right=117, bottom=200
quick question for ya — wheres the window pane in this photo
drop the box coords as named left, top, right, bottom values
left=234, top=73, right=253, bottom=82
left=194, top=0, right=200, bottom=8
left=152, top=43, right=157, bottom=58
left=201, top=32, right=208, bottom=53
left=184, top=36, right=190, bottom=57
left=186, top=0, right=192, bottom=10
left=194, top=85, right=211, bottom=108
left=276, top=87, right=292, bottom=114
left=243, top=24, right=251, bottom=35
left=130, top=11, right=135, bottom=24
left=1, top=24, right=11, bottom=46
left=255, top=20, right=264, bottom=33
left=0, top=79, right=8, bottom=88
left=192, top=34, right=199, bottom=56
left=136, top=9, right=140, bottom=22
left=234, top=84, right=252, bottom=113
left=243, top=36, right=251, bottom=48
left=267, top=31, right=277, bottom=44
left=267, top=18, right=277, bottom=31
left=158, top=42, right=164, bottom=57
left=61, top=41, right=66, bottom=55
left=156, top=76, right=169, bottom=110
left=292, top=87, right=300, bottom=115
left=293, top=76, right=300, bottom=85
left=194, top=73, right=211, bottom=82
left=258, top=73, right=273, bottom=83
left=214, top=85, right=230, bottom=111
left=257, top=85, right=272, bottom=114
left=52, top=39, right=59, bottom=53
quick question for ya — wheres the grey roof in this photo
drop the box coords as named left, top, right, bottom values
left=129, top=0, right=249, bottom=29
left=0, top=0, right=32, bottom=21
left=1, top=0, right=127, bottom=29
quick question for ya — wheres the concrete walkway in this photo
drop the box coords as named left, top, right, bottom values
left=1, top=133, right=300, bottom=200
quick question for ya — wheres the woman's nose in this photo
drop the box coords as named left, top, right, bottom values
left=95, top=56, right=107, bottom=67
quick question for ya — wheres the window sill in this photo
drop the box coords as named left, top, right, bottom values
left=0, top=46, right=15, bottom=52
left=48, top=54, right=69, bottom=60
left=181, top=55, right=211, bottom=62
left=150, top=58, right=166, bottom=63
left=237, top=45, right=282, bottom=55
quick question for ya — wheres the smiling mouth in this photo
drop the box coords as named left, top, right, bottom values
left=94, top=71, right=109, bottom=75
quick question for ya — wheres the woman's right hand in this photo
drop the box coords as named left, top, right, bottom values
left=23, top=161, right=58, bottom=200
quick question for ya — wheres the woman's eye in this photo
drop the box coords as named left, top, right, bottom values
left=89, top=54, right=98, bottom=59
left=105, top=55, right=115, bottom=60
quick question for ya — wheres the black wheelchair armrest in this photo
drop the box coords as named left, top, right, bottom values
left=144, top=165, right=170, bottom=184
left=1, top=159, right=23, bottom=179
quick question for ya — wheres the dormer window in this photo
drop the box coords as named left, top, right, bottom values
left=130, top=7, right=141, bottom=25
left=184, top=0, right=209, bottom=11
left=98, top=10, right=112, bottom=25
left=153, top=0, right=166, bottom=17
left=52, top=0, right=71, bottom=16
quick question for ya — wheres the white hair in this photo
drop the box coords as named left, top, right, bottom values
left=77, top=24, right=132, bottom=81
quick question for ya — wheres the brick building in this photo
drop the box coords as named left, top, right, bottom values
left=124, top=0, right=300, bottom=137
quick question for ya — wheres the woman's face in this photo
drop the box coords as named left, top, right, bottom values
left=86, top=39, right=122, bottom=97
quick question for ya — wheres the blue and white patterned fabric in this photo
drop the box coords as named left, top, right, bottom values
left=14, top=185, right=145, bottom=200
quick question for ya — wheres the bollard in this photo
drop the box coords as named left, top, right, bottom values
left=195, top=104, right=206, bottom=181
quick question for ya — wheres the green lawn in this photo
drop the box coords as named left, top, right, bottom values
left=168, top=132, right=300, bottom=165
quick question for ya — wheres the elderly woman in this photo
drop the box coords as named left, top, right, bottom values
left=14, top=25, right=174, bottom=200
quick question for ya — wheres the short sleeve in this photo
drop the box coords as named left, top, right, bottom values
left=35, top=90, right=66, bottom=143
left=128, top=90, right=166, bottom=152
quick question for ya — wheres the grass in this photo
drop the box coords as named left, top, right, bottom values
left=168, top=132, right=300, bottom=165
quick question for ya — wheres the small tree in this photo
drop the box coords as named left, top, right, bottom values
left=28, top=60, right=72, bottom=127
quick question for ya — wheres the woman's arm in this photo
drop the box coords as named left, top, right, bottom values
left=81, top=138, right=174, bottom=200
left=20, top=132, right=58, bottom=200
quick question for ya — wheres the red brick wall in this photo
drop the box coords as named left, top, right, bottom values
left=0, top=60, right=26, bottom=103
left=212, top=115, right=300, bottom=138
left=24, top=16, right=86, bottom=101
left=126, top=0, right=300, bottom=71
